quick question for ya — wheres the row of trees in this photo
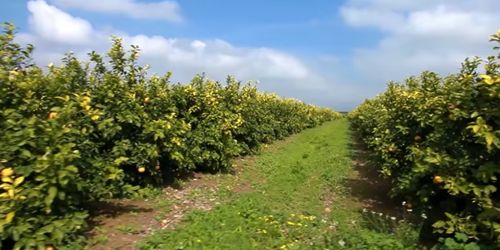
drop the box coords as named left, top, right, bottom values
left=0, top=24, right=340, bottom=249
left=349, top=31, right=499, bottom=248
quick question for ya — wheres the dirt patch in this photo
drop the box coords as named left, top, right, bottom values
left=229, top=156, right=258, bottom=194
left=86, top=200, right=159, bottom=250
left=231, top=181, right=253, bottom=194
left=86, top=154, right=265, bottom=249
left=343, top=138, right=402, bottom=217
left=321, top=185, right=335, bottom=216
left=157, top=175, right=221, bottom=230
left=86, top=173, right=228, bottom=249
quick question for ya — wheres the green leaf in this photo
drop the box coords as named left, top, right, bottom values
left=13, top=176, right=24, bottom=186
left=484, top=132, right=495, bottom=147
left=65, top=165, right=78, bottom=173
left=463, top=242, right=480, bottom=250
left=455, top=232, right=468, bottom=242
left=45, top=186, right=58, bottom=209
left=113, top=156, right=129, bottom=165
left=5, top=211, right=15, bottom=224
left=469, top=125, right=480, bottom=133
left=433, top=220, right=446, bottom=229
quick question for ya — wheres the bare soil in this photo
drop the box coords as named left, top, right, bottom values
left=344, top=139, right=404, bottom=217
left=85, top=153, right=262, bottom=249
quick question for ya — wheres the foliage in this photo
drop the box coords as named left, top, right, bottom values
left=349, top=30, right=500, bottom=247
left=332, top=208, right=420, bottom=250
left=0, top=23, right=339, bottom=249
left=339, top=229, right=415, bottom=250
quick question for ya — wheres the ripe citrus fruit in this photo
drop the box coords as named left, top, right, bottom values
left=433, top=175, right=444, bottom=184
left=1, top=168, right=14, bottom=177
left=48, top=112, right=58, bottom=119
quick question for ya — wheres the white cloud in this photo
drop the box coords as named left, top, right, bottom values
left=341, top=0, right=500, bottom=83
left=123, top=35, right=310, bottom=83
left=340, top=7, right=405, bottom=31
left=190, top=40, right=206, bottom=51
left=52, top=0, right=182, bottom=22
left=404, top=7, right=496, bottom=39
left=27, top=0, right=94, bottom=45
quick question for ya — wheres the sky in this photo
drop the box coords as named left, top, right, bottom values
left=0, top=0, right=499, bottom=111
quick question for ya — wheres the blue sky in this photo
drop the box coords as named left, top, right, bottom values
left=1, top=0, right=499, bottom=110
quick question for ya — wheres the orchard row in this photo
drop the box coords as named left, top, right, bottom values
left=349, top=31, right=500, bottom=247
left=0, top=24, right=340, bottom=249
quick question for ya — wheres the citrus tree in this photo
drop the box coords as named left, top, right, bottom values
left=349, top=31, right=500, bottom=247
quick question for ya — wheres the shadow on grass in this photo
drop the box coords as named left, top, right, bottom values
left=345, top=133, right=438, bottom=248
left=87, top=201, right=154, bottom=219
left=344, top=136, right=402, bottom=217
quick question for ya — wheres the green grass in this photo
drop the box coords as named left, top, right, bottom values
left=139, top=119, right=420, bottom=249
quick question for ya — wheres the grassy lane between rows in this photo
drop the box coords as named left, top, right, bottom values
left=139, top=119, right=421, bottom=249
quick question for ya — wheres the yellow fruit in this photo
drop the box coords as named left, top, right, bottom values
left=45, top=245, right=55, bottom=250
left=144, top=97, right=150, bottom=104
left=1, top=168, right=14, bottom=177
left=137, top=167, right=146, bottom=173
left=48, top=112, right=58, bottom=120
left=82, top=96, right=91, bottom=103
left=479, top=74, right=494, bottom=85
left=433, top=175, right=444, bottom=185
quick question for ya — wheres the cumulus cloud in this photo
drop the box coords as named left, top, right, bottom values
left=341, top=0, right=500, bottom=83
left=341, top=7, right=405, bottom=31
left=27, top=0, right=94, bottom=45
left=122, top=35, right=311, bottom=84
left=52, top=0, right=182, bottom=22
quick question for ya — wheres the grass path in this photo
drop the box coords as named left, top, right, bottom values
left=79, top=119, right=419, bottom=249
left=137, top=119, right=419, bottom=249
